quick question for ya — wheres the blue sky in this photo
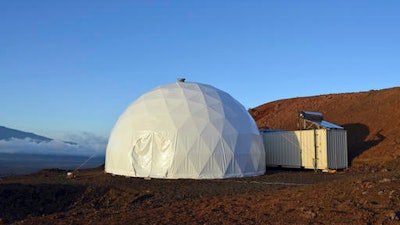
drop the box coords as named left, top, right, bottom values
left=1, top=1, right=399, bottom=141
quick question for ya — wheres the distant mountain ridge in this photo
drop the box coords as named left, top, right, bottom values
left=0, top=126, right=77, bottom=145
left=0, top=126, right=52, bottom=142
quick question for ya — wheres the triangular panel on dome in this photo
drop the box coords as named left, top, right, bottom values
left=167, top=97, right=191, bottom=113
left=159, top=83, right=185, bottom=99
left=221, top=120, right=240, bottom=136
left=188, top=135, right=214, bottom=164
left=198, top=85, right=221, bottom=102
left=179, top=117, right=205, bottom=134
left=173, top=136, right=210, bottom=178
left=198, top=151, right=225, bottom=178
left=221, top=138, right=243, bottom=177
left=181, top=84, right=204, bottom=102
left=202, top=92, right=222, bottom=107
left=214, top=140, right=236, bottom=175
left=248, top=135, right=266, bottom=172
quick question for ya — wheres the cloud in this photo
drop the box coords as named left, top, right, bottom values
left=65, top=132, right=108, bottom=155
left=0, top=133, right=107, bottom=156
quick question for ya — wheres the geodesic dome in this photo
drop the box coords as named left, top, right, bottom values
left=105, top=81, right=265, bottom=179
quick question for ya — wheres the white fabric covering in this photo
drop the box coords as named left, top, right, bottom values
left=105, top=81, right=265, bottom=179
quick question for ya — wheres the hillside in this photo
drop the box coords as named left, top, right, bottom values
left=0, top=126, right=77, bottom=145
left=0, top=126, right=52, bottom=142
left=249, top=87, right=400, bottom=166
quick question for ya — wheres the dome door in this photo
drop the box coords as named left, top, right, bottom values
left=131, top=131, right=173, bottom=178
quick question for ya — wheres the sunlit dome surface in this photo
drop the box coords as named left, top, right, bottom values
left=105, top=81, right=265, bottom=179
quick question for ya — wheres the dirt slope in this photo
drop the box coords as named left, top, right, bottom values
left=249, top=87, right=400, bottom=165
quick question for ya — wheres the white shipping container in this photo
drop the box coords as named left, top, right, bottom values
left=262, top=129, right=348, bottom=170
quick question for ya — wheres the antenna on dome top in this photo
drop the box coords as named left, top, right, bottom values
left=177, top=78, right=186, bottom=82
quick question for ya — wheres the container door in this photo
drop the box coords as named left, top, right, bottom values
left=315, top=129, right=328, bottom=170
left=299, top=130, right=316, bottom=169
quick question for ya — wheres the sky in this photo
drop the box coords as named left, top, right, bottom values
left=1, top=1, right=399, bottom=143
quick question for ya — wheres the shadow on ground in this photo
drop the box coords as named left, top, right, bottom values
left=343, top=123, right=385, bottom=165
left=0, top=183, right=86, bottom=223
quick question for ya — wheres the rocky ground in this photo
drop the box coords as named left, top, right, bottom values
left=1, top=87, right=399, bottom=224
left=1, top=164, right=400, bottom=225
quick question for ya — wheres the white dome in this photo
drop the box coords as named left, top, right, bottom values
left=105, top=81, right=265, bottom=179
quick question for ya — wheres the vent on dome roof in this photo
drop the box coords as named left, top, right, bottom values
left=298, top=111, right=343, bottom=130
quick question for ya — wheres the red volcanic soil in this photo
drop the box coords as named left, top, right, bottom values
left=1, top=87, right=400, bottom=225
left=250, top=87, right=400, bottom=166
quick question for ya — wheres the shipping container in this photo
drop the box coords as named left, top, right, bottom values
left=262, top=129, right=348, bottom=170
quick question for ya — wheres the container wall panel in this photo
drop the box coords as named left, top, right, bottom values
left=262, top=131, right=302, bottom=168
left=326, top=130, right=348, bottom=169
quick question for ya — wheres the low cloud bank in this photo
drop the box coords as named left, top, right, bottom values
left=0, top=133, right=107, bottom=156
